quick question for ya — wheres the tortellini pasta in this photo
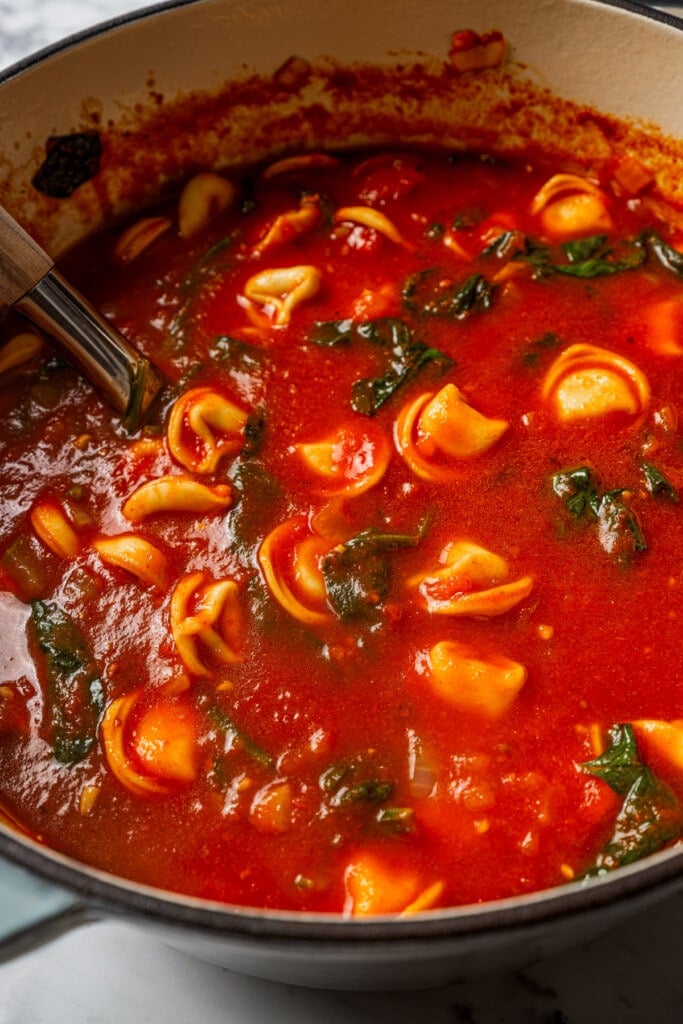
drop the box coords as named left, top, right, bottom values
left=395, top=383, right=509, bottom=480
left=343, top=853, right=444, bottom=917
left=530, top=173, right=613, bottom=239
left=633, top=719, right=683, bottom=771
left=253, top=194, right=321, bottom=255
left=178, top=172, right=236, bottom=238
left=170, top=571, right=244, bottom=676
left=295, top=422, right=391, bottom=497
left=243, top=265, right=322, bottom=325
left=167, top=386, right=248, bottom=474
left=258, top=516, right=335, bottom=627
left=424, top=640, right=528, bottom=718
left=542, top=343, right=650, bottom=421
left=114, top=216, right=172, bottom=263
left=30, top=499, right=81, bottom=560
left=93, top=534, right=170, bottom=590
left=122, top=476, right=233, bottom=521
left=334, top=206, right=411, bottom=249
left=408, top=541, right=533, bottom=617
left=101, top=689, right=197, bottom=796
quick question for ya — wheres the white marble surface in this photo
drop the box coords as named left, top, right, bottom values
left=1, top=891, right=682, bottom=1024
left=0, top=0, right=148, bottom=67
left=1, top=2, right=683, bottom=1022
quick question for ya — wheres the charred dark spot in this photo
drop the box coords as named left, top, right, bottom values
left=32, top=131, right=102, bottom=198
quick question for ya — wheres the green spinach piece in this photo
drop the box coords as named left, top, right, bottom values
left=206, top=704, right=274, bottom=770
left=551, top=466, right=647, bottom=557
left=562, top=234, right=607, bottom=263
left=181, top=233, right=237, bottom=294
left=167, top=236, right=238, bottom=348
left=639, top=229, right=683, bottom=276
left=376, top=806, right=416, bottom=833
left=641, top=461, right=679, bottom=503
left=336, top=780, right=393, bottom=806
left=451, top=206, right=484, bottom=230
left=29, top=600, right=104, bottom=765
left=583, top=724, right=683, bottom=875
left=552, top=466, right=601, bottom=518
left=402, top=270, right=495, bottom=319
left=519, top=235, right=646, bottom=279
left=596, top=492, right=647, bottom=556
left=320, top=762, right=410, bottom=830
left=323, top=522, right=427, bottom=620
left=242, top=409, right=266, bottom=458
left=480, top=230, right=522, bottom=260
left=310, top=317, right=452, bottom=415
left=320, top=763, right=351, bottom=791
left=309, top=319, right=355, bottom=347
left=522, top=331, right=562, bottom=368
left=351, top=318, right=452, bottom=416
left=209, top=334, right=264, bottom=372
left=352, top=342, right=449, bottom=416
left=229, top=463, right=283, bottom=558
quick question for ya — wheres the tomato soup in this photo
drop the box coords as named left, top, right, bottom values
left=0, top=148, right=682, bottom=915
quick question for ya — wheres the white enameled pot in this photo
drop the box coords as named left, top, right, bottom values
left=0, top=0, right=682, bottom=991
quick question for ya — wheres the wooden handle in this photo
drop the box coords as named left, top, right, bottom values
left=0, top=205, right=53, bottom=306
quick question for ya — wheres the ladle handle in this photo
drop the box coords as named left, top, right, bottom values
left=0, top=205, right=162, bottom=428
left=0, top=205, right=53, bottom=305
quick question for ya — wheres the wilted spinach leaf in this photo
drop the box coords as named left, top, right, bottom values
left=641, top=461, right=679, bottom=503
left=519, top=235, right=646, bottom=279
left=310, top=317, right=452, bottom=415
left=402, top=270, right=495, bottom=319
left=336, top=780, right=393, bottom=806
left=323, top=522, right=427, bottom=619
left=583, top=724, right=683, bottom=875
left=229, top=463, right=283, bottom=557
left=551, top=466, right=646, bottom=558
left=352, top=342, right=449, bottom=416
left=639, top=229, right=683, bottom=276
left=205, top=702, right=273, bottom=770
left=309, top=319, right=355, bottom=347
left=351, top=318, right=452, bottom=416
left=522, top=331, right=563, bottom=368
left=30, top=600, right=104, bottom=765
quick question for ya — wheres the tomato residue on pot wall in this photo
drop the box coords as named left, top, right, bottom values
left=2, top=26, right=682, bottom=256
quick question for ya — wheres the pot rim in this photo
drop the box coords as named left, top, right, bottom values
left=0, top=0, right=682, bottom=944
left=1, top=822, right=681, bottom=942
left=0, top=0, right=681, bottom=91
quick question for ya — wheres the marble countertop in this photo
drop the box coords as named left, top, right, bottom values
left=1, top=2, right=683, bottom=1022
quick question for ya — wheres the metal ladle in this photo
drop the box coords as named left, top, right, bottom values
left=0, top=205, right=163, bottom=430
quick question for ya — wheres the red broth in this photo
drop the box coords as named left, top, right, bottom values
left=0, top=149, right=682, bottom=915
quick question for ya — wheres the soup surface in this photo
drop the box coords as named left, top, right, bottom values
left=0, top=148, right=682, bottom=914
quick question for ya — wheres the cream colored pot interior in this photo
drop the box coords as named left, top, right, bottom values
left=0, top=0, right=682, bottom=257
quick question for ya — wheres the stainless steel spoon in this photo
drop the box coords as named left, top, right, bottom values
left=0, top=205, right=163, bottom=430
